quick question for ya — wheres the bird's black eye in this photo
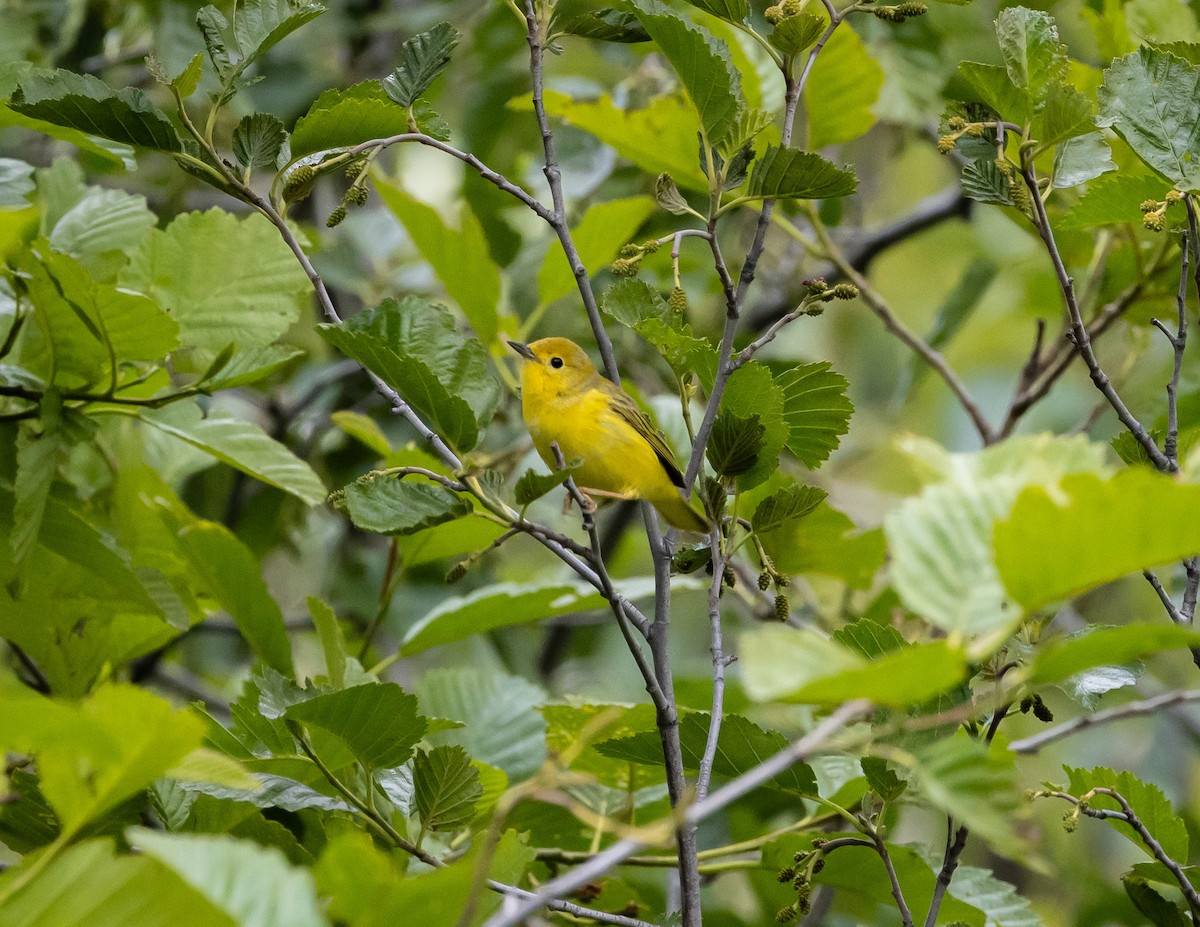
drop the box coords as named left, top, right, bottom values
left=550, top=357, right=564, bottom=369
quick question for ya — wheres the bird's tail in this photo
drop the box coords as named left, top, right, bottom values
left=653, top=492, right=711, bottom=534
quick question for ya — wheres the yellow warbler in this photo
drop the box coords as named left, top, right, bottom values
left=508, top=337, right=709, bottom=533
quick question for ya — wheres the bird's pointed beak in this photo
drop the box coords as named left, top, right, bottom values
left=507, top=340, right=536, bottom=361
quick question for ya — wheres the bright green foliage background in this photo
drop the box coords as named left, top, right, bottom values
left=2, top=0, right=1200, bottom=925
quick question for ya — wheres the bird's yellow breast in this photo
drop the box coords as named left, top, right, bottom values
left=521, top=380, right=673, bottom=499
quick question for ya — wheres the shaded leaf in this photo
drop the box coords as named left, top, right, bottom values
left=774, top=361, right=853, bottom=468
left=317, top=296, right=501, bottom=452
left=1065, top=767, right=1188, bottom=861
left=771, top=13, right=824, bottom=57
left=556, top=7, right=651, bottom=42
left=413, top=745, right=483, bottom=833
left=232, top=113, right=287, bottom=170
left=996, top=7, right=1068, bottom=108
left=339, top=473, right=471, bottom=536
left=514, top=464, right=580, bottom=506
left=706, top=411, right=765, bottom=478
left=1030, top=624, right=1200, bottom=685
left=747, top=146, right=857, bottom=200
left=806, top=23, right=882, bottom=149
left=628, top=0, right=744, bottom=146
left=538, top=197, right=655, bottom=306
left=233, top=0, right=327, bottom=68
left=289, top=81, right=409, bottom=158
left=285, top=683, right=428, bottom=769
left=751, top=481, right=827, bottom=533
left=139, top=402, right=326, bottom=505
left=961, top=159, right=1014, bottom=205
left=382, top=23, right=460, bottom=108
left=11, top=70, right=183, bottom=152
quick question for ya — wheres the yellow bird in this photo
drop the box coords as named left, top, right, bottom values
left=508, top=337, right=710, bottom=534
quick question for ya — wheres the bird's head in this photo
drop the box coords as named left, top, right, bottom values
left=508, top=337, right=598, bottom=395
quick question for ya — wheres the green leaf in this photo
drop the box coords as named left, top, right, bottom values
left=885, top=434, right=1108, bottom=643
left=739, top=626, right=860, bottom=701
left=339, top=472, right=470, bottom=536
left=654, top=172, right=693, bottom=214
left=1062, top=171, right=1168, bottom=229
left=706, top=411, right=765, bottom=478
left=996, top=468, right=1200, bottom=611
left=307, top=597, right=347, bottom=689
left=833, top=616, right=907, bottom=657
left=906, top=733, right=1021, bottom=851
left=958, top=61, right=1031, bottom=124
left=170, top=53, right=205, bottom=98
left=514, top=464, right=580, bottom=506
left=289, top=81, right=410, bottom=158
left=628, top=0, right=744, bottom=147
left=0, top=685, right=206, bottom=832
left=16, top=245, right=179, bottom=385
left=173, top=519, right=295, bottom=677
left=1098, top=47, right=1200, bottom=187
left=531, top=90, right=710, bottom=190
left=382, top=22, right=459, bottom=107
left=636, top=317, right=718, bottom=382
left=770, top=13, right=824, bottom=57
left=601, top=277, right=669, bottom=327
left=996, top=7, right=1068, bottom=108
left=138, top=402, right=326, bottom=505
left=12, top=401, right=64, bottom=566
left=0, top=157, right=34, bottom=207
left=373, top=178, right=501, bottom=343
left=196, top=6, right=234, bottom=78
left=48, top=187, right=156, bottom=276
left=1030, top=624, right=1200, bottom=685
left=680, top=0, right=748, bottom=23
left=1125, top=875, right=1190, bottom=927
left=0, top=838, right=231, bottom=927
left=805, top=23, right=883, bottom=149
left=331, top=410, right=391, bottom=457
left=595, top=712, right=816, bottom=794
left=127, top=829, right=329, bottom=927
left=1040, top=81, right=1096, bottom=147
left=538, top=197, right=655, bottom=306
left=120, top=210, right=308, bottom=358
left=413, top=745, right=483, bottom=833
left=740, top=626, right=968, bottom=706
left=233, top=0, right=327, bottom=68
left=10, top=70, right=183, bottom=152
left=285, top=683, right=428, bottom=769
left=746, top=146, right=857, bottom=200
left=961, top=158, right=1015, bottom=206
left=861, top=757, right=906, bottom=800
left=555, top=7, right=651, bottom=42
left=401, top=579, right=653, bottom=656
left=761, top=500, right=885, bottom=588
left=232, top=113, right=287, bottom=170
left=751, top=481, right=827, bottom=533
left=1052, top=131, right=1116, bottom=188
left=718, top=360, right=788, bottom=489
left=1065, top=767, right=1188, bottom=861
left=197, top=345, right=304, bottom=391
left=774, top=361, right=853, bottom=468
left=415, top=669, right=546, bottom=779
left=317, top=296, right=501, bottom=452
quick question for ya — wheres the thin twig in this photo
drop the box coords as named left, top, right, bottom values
left=1145, top=570, right=1187, bottom=625
left=1010, top=689, right=1200, bottom=754
left=869, top=827, right=914, bottom=927
left=923, top=823, right=969, bottom=927
left=807, top=209, right=995, bottom=444
left=1050, top=788, right=1200, bottom=920
left=482, top=700, right=872, bottom=927
left=696, top=522, right=727, bottom=801
left=1019, top=160, right=1170, bottom=470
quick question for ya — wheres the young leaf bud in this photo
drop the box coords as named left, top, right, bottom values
left=1062, top=809, right=1078, bottom=833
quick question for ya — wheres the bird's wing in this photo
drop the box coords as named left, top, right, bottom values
left=600, top=380, right=687, bottom=489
